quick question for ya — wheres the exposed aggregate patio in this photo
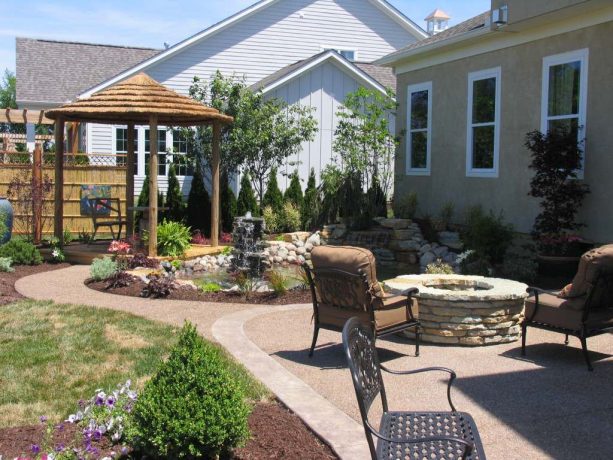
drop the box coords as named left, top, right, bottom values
left=15, top=265, right=613, bottom=460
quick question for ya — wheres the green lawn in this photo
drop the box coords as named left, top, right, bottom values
left=0, top=300, right=268, bottom=428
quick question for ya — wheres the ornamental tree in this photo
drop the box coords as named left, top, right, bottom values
left=186, top=72, right=317, bottom=205
left=525, top=127, right=590, bottom=247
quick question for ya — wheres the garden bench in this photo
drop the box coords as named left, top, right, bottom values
left=88, top=198, right=127, bottom=241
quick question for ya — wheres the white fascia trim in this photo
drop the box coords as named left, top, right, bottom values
left=405, top=81, right=432, bottom=176
left=16, top=100, right=63, bottom=109
left=370, top=0, right=428, bottom=39
left=79, top=0, right=280, bottom=99
left=391, top=6, right=613, bottom=74
left=259, top=51, right=389, bottom=97
left=466, top=66, right=501, bottom=179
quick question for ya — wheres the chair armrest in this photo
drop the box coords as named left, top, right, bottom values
left=527, top=286, right=560, bottom=297
left=380, top=365, right=458, bottom=412
left=364, top=419, right=475, bottom=459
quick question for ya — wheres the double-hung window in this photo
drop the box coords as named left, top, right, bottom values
left=172, top=130, right=194, bottom=176
left=466, top=67, right=501, bottom=177
left=144, top=128, right=167, bottom=176
left=406, top=82, right=432, bottom=175
left=541, top=49, right=588, bottom=171
left=114, top=126, right=138, bottom=167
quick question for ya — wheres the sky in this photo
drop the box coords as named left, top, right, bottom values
left=0, top=0, right=490, bottom=74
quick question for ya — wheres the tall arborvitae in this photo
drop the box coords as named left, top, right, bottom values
left=301, top=167, right=320, bottom=230
left=186, top=165, right=211, bottom=236
left=164, top=164, right=186, bottom=222
left=262, top=167, right=284, bottom=214
left=221, top=172, right=238, bottom=233
left=236, top=172, right=258, bottom=217
left=284, top=170, right=303, bottom=208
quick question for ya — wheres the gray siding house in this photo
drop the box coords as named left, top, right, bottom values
left=16, top=0, right=425, bottom=196
left=378, top=0, right=613, bottom=243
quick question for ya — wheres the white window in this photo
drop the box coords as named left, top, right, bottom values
left=113, top=126, right=138, bottom=167
left=406, top=82, right=432, bottom=175
left=466, top=67, right=501, bottom=177
left=144, top=128, right=168, bottom=176
left=541, top=49, right=589, bottom=171
left=321, top=46, right=357, bottom=61
left=171, top=129, right=194, bottom=177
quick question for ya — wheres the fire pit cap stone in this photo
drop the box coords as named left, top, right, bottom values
left=385, top=274, right=528, bottom=301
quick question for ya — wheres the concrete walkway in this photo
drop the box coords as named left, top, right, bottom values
left=16, top=266, right=613, bottom=459
left=15, top=265, right=368, bottom=459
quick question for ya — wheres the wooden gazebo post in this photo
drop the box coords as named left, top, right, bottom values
left=126, top=122, right=136, bottom=237
left=149, top=116, right=158, bottom=256
left=211, top=120, right=221, bottom=247
left=53, top=117, right=65, bottom=241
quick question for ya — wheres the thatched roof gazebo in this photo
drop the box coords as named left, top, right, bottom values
left=46, top=73, right=233, bottom=256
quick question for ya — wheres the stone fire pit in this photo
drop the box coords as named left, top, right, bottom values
left=385, top=274, right=528, bottom=346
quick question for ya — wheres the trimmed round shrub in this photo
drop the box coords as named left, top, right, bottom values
left=0, top=239, right=42, bottom=265
left=131, top=322, right=250, bottom=458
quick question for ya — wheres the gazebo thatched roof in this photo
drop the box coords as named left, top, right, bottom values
left=45, top=73, right=233, bottom=126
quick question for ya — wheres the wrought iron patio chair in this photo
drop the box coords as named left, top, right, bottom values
left=522, top=245, right=613, bottom=371
left=343, top=317, right=486, bottom=460
left=304, top=245, right=420, bottom=357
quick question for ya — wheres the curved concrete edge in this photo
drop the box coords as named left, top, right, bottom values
left=212, top=305, right=370, bottom=460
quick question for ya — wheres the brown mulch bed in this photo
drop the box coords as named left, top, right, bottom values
left=0, top=263, right=70, bottom=306
left=87, top=277, right=312, bottom=305
left=0, top=401, right=338, bottom=459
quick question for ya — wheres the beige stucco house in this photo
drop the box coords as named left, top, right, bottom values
left=378, top=0, right=613, bottom=243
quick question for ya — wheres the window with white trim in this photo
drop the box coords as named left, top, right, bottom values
left=541, top=49, right=588, bottom=170
left=172, top=130, right=194, bottom=177
left=144, top=128, right=168, bottom=176
left=114, top=126, right=138, bottom=167
left=466, top=67, right=501, bottom=177
left=406, top=82, right=432, bottom=175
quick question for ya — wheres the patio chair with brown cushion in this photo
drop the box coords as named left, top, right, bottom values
left=303, top=245, right=420, bottom=357
left=343, top=317, right=486, bottom=460
left=88, top=198, right=127, bottom=241
left=522, top=244, right=613, bottom=371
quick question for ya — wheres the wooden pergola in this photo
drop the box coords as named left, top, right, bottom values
left=45, top=73, right=233, bottom=256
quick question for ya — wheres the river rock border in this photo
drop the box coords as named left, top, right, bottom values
left=386, top=274, right=528, bottom=346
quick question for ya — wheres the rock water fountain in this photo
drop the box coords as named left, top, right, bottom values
left=230, top=212, right=268, bottom=277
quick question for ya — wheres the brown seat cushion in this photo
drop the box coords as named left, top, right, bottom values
left=316, top=298, right=416, bottom=331
left=311, top=245, right=383, bottom=297
left=525, top=293, right=613, bottom=331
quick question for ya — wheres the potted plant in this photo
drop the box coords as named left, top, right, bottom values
left=525, top=126, right=591, bottom=274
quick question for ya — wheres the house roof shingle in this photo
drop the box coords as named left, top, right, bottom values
left=16, top=38, right=160, bottom=106
left=377, top=11, right=491, bottom=64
